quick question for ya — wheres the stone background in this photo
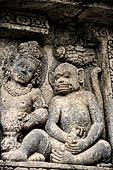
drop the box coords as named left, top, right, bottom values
left=0, top=1, right=113, bottom=169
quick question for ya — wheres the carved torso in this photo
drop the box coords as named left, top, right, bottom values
left=55, top=91, right=92, bottom=134
left=1, top=85, right=43, bottom=132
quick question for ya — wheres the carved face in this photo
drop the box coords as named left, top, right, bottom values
left=54, top=63, right=80, bottom=95
left=11, top=58, right=37, bottom=84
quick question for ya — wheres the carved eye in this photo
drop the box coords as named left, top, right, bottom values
left=63, top=71, right=70, bottom=78
left=64, top=75, right=70, bottom=78
left=55, top=74, right=62, bottom=80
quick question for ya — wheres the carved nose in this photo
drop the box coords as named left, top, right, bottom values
left=58, top=79, right=65, bottom=84
left=58, top=77, right=65, bottom=83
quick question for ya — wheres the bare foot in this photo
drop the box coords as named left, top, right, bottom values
left=2, top=149, right=27, bottom=161
left=28, top=153, right=45, bottom=161
left=51, top=149, right=73, bottom=164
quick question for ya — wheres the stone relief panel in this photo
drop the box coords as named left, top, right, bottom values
left=0, top=22, right=113, bottom=170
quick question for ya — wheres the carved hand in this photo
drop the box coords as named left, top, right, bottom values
left=65, top=138, right=88, bottom=154
left=66, top=125, right=86, bottom=144
left=23, top=114, right=38, bottom=129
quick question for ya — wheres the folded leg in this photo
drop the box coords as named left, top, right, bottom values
left=51, top=140, right=111, bottom=165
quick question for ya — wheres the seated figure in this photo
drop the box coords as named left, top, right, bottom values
left=1, top=41, right=48, bottom=161
left=6, top=62, right=111, bottom=165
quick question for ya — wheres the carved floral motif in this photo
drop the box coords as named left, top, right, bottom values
left=54, top=45, right=97, bottom=67
left=0, top=11, right=49, bottom=34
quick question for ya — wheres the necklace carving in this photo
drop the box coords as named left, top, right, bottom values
left=3, top=81, right=32, bottom=97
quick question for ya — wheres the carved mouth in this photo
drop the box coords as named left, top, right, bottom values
left=57, top=84, right=72, bottom=89
left=12, top=74, right=25, bottom=81
left=17, top=75, right=26, bottom=81
left=17, top=72, right=28, bottom=79
left=56, top=84, right=72, bottom=94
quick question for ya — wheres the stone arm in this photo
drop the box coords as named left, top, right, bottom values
left=32, top=108, right=48, bottom=124
left=23, top=89, right=48, bottom=129
left=23, top=108, right=48, bottom=130
left=45, top=98, right=68, bottom=143
left=85, top=92, right=104, bottom=147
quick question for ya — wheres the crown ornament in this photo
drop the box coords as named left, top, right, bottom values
left=17, top=41, right=43, bottom=65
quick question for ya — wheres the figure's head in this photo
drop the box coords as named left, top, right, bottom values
left=2, top=41, right=44, bottom=87
left=11, top=58, right=37, bottom=84
left=49, top=63, right=84, bottom=95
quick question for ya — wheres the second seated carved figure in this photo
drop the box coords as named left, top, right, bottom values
left=3, top=58, right=111, bottom=164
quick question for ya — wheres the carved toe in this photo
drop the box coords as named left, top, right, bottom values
left=28, top=153, right=45, bottom=161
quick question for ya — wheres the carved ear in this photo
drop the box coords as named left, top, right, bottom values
left=48, top=71, right=55, bottom=87
left=77, top=68, right=84, bottom=84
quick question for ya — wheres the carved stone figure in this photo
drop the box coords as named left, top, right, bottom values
left=7, top=62, right=111, bottom=165
left=46, top=63, right=111, bottom=164
left=1, top=41, right=48, bottom=161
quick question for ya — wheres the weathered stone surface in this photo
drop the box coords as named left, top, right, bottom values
left=0, top=161, right=113, bottom=170
left=0, top=11, right=49, bottom=35
left=0, top=0, right=113, bottom=170
left=0, top=1, right=113, bottom=28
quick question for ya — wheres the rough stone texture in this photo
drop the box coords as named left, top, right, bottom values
left=0, top=0, right=113, bottom=170
left=0, top=161, right=113, bottom=170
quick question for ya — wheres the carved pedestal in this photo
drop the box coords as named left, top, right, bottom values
left=0, top=161, right=113, bottom=170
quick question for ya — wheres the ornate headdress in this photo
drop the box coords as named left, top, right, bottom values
left=17, top=41, right=43, bottom=66
left=54, top=45, right=97, bottom=67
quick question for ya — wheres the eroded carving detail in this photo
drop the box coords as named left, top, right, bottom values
left=107, top=40, right=113, bottom=97
left=54, top=45, right=97, bottom=67
left=0, top=11, right=49, bottom=34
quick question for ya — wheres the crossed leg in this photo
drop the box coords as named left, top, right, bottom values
left=51, top=140, right=111, bottom=165
left=2, top=129, right=51, bottom=161
left=2, top=129, right=111, bottom=165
